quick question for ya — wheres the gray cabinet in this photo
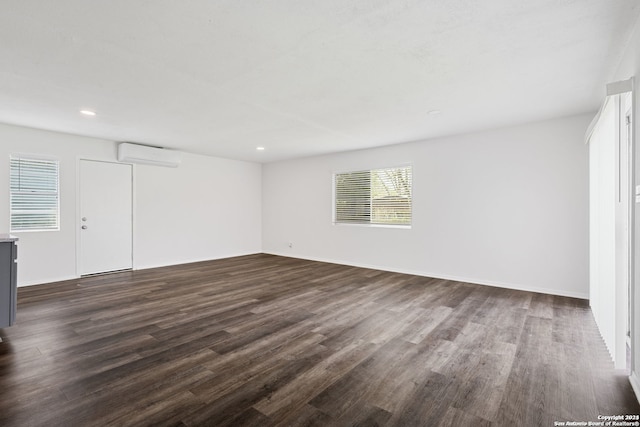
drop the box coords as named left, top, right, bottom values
left=0, top=235, right=18, bottom=330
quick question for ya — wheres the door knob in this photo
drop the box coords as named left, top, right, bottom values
left=81, top=225, right=88, bottom=230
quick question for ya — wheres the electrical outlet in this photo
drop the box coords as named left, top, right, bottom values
left=288, top=242, right=293, bottom=248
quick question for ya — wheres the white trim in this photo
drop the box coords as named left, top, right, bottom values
left=332, top=222, right=411, bottom=230
left=332, top=162, right=413, bottom=177
left=8, top=151, right=59, bottom=162
left=17, top=274, right=78, bottom=288
left=607, top=78, right=634, bottom=96
left=629, top=81, right=640, bottom=403
left=586, top=96, right=614, bottom=144
left=131, top=251, right=262, bottom=272
left=629, top=75, right=638, bottom=402
left=585, top=78, right=634, bottom=143
left=17, top=251, right=263, bottom=287
left=17, top=250, right=590, bottom=301
left=630, top=372, right=640, bottom=405
left=131, top=163, right=138, bottom=271
left=263, top=251, right=589, bottom=299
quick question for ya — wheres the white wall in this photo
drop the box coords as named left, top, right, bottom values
left=0, top=122, right=262, bottom=286
left=134, top=152, right=262, bottom=270
left=263, top=114, right=591, bottom=298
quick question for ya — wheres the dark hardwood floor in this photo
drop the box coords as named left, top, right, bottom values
left=0, top=254, right=638, bottom=426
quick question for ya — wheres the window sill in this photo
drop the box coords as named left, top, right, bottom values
left=333, top=222, right=411, bottom=230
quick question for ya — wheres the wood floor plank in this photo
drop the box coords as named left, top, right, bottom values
left=0, top=253, right=637, bottom=426
left=387, top=369, right=453, bottom=426
left=438, top=406, right=492, bottom=427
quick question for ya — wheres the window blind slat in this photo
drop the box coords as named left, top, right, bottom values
left=10, top=157, right=60, bottom=231
left=335, top=166, right=412, bottom=226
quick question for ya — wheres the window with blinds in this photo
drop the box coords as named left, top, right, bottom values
left=10, top=156, right=60, bottom=232
left=334, top=165, right=412, bottom=226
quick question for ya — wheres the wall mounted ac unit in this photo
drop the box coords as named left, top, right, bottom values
left=117, top=143, right=182, bottom=168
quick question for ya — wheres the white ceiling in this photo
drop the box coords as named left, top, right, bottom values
left=0, top=1, right=638, bottom=163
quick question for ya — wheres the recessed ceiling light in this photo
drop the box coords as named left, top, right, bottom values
left=428, top=110, right=442, bottom=116
left=80, top=110, right=96, bottom=116
left=256, top=147, right=265, bottom=151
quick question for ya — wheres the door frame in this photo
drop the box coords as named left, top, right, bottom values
left=75, top=157, right=136, bottom=277
left=626, top=109, right=632, bottom=338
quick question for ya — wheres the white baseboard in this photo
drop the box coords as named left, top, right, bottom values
left=263, top=251, right=589, bottom=299
left=133, top=251, right=262, bottom=272
left=19, top=252, right=264, bottom=287
left=631, top=372, right=640, bottom=405
left=20, top=251, right=589, bottom=301
left=18, top=274, right=77, bottom=288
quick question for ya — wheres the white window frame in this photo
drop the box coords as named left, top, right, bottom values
left=10, top=155, right=60, bottom=232
left=333, top=164, right=412, bottom=228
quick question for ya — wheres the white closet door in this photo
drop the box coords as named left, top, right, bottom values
left=80, top=160, right=132, bottom=275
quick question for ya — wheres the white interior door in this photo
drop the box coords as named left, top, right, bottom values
left=80, top=160, right=132, bottom=275
left=589, top=90, right=633, bottom=370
